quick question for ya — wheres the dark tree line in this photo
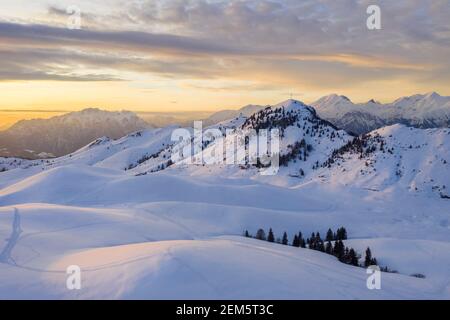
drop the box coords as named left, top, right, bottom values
left=325, top=227, right=347, bottom=241
left=279, top=139, right=313, bottom=166
left=321, top=132, right=393, bottom=170
left=244, top=227, right=385, bottom=270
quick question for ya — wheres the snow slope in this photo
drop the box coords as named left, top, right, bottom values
left=0, top=99, right=449, bottom=299
left=0, top=157, right=33, bottom=172
left=0, top=126, right=176, bottom=177
left=45, top=237, right=442, bottom=300
left=0, top=201, right=446, bottom=299
left=1, top=164, right=449, bottom=299
left=319, top=124, right=450, bottom=198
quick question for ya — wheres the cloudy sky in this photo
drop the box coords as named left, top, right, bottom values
left=0, top=0, right=449, bottom=112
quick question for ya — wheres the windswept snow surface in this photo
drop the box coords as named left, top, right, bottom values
left=0, top=100, right=449, bottom=299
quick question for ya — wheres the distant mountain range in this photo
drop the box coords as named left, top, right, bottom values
left=1, top=92, right=449, bottom=159
left=2, top=99, right=448, bottom=199
left=0, top=108, right=150, bottom=159
left=311, top=92, right=450, bottom=135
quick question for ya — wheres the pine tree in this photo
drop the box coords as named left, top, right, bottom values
left=292, top=235, right=300, bottom=247
left=300, top=239, right=306, bottom=248
left=244, top=230, right=250, bottom=238
left=315, top=232, right=322, bottom=242
left=338, top=241, right=345, bottom=261
left=340, top=227, right=348, bottom=240
left=267, top=228, right=275, bottom=243
left=333, top=240, right=345, bottom=261
left=282, top=232, right=288, bottom=245
left=309, top=232, right=316, bottom=250
left=343, top=247, right=350, bottom=263
left=364, top=247, right=372, bottom=267
left=317, top=241, right=325, bottom=252
left=255, top=229, right=266, bottom=241
left=326, top=228, right=334, bottom=242
left=336, top=227, right=348, bottom=240
left=325, top=241, right=333, bottom=255
left=299, top=232, right=306, bottom=248
left=333, top=240, right=338, bottom=256
left=348, top=248, right=359, bottom=266
left=371, top=257, right=378, bottom=266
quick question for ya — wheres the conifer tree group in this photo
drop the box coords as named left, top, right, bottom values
left=254, top=228, right=266, bottom=241
left=364, top=247, right=378, bottom=267
left=244, top=227, right=383, bottom=270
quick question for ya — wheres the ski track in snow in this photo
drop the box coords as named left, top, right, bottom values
left=0, top=208, right=22, bottom=265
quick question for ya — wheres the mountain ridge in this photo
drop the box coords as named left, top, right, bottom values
left=0, top=108, right=150, bottom=159
left=312, top=92, right=450, bottom=134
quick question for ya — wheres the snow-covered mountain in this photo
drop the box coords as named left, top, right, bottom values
left=0, top=127, right=176, bottom=180
left=312, top=92, right=450, bottom=135
left=1, top=99, right=448, bottom=196
left=318, top=124, right=450, bottom=198
left=172, top=100, right=450, bottom=198
left=0, top=108, right=150, bottom=159
left=1, top=99, right=449, bottom=299
left=179, top=100, right=352, bottom=179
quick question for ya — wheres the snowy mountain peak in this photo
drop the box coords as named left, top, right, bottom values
left=312, top=92, right=450, bottom=135
left=231, top=98, right=352, bottom=176
left=392, top=92, right=447, bottom=107
left=271, top=99, right=315, bottom=114
left=77, top=107, right=103, bottom=114
left=315, top=94, right=352, bottom=105
left=311, top=94, right=358, bottom=120
left=424, top=91, right=440, bottom=99
left=275, top=98, right=305, bottom=105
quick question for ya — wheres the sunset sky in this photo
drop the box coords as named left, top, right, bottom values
left=0, top=0, right=450, bottom=115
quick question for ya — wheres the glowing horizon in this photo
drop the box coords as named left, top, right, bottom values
left=0, top=0, right=450, bottom=116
